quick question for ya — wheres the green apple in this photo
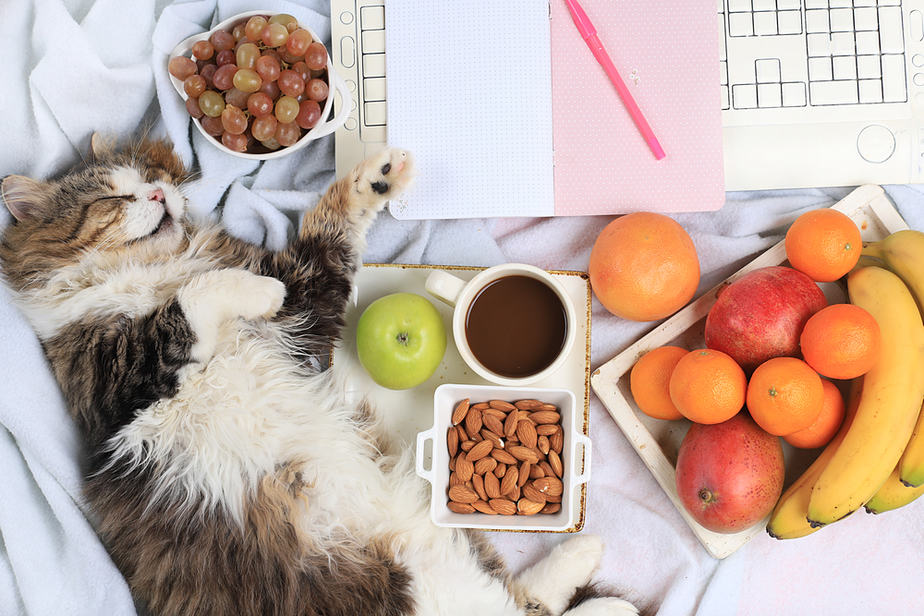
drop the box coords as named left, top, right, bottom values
left=355, top=292, right=447, bottom=390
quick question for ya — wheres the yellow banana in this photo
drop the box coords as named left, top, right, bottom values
left=862, top=229, right=924, bottom=315
left=767, top=379, right=861, bottom=540
left=807, top=266, right=924, bottom=526
left=861, top=230, right=924, bottom=488
left=899, top=401, right=924, bottom=487
left=865, top=463, right=924, bottom=514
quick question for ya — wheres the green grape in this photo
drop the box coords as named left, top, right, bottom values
left=236, top=43, right=260, bottom=69
left=274, top=95, right=299, bottom=123
left=198, top=90, right=225, bottom=117
left=245, top=16, right=268, bottom=42
left=262, top=23, right=289, bottom=48
left=232, top=68, right=262, bottom=93
left=268, top=13, right=298, bottom=32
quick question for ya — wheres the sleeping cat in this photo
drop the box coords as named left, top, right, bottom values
left=0, top=137, right=638, bottom=616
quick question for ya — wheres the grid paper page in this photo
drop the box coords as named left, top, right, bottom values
left=385, top=1, right=554, bottom=220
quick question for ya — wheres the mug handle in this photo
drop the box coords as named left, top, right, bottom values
left=425, top=270, right=466, bottom=306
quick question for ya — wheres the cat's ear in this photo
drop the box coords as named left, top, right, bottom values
left=1, top=175, right=49, bottom=222
left=90, top=132, right=117, bottom=159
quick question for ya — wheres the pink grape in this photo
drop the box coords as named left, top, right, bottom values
left=286, top=29, right=312, bottom=57
left=262, top=23, right=289, bottom=48
left=295, top=100, right=321, bottom=129
left=184, top=74, right=207, bottom=98
left=251, top=114, right=277, bottom=141
left=168, top=56, right=197, bottom=80
left=185, top=97, right=204, bottom=119
left=247, top=92, right=274, bottom=117
left=220, top=105, right=247, bottom=135
left=255, top=55, right=280, bottom=83
left=245, top=16, right=268, bottom=42
left=209, top=30, right=234, bottom=51
left=200, top=63, right=217, bottom=88
left=232, top=23, right=246, bottom=41
left=200, top=115, right=224, bottom=136
left=221, top=131, right=249, bottom=153
left=304, top=42, right=327, bottom=70
left=305, top=78, right=328, bottom=102
left=212, top=64, right=238, bottom=91
left=215, top=49, right=235, bottom=66
left=277, top=70, right=304, bottom=98
left=192, top=40, right=214, bottom=61
left=259, top=79, right=280, bottom=99
left=275, top=121, right=302, bottom=147
left=224, top=87, right=250, bottom=109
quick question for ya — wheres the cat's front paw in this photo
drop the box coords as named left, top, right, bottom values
left=351, top=148, right=415, bottom=214
left=231, top=273, right=286, bottom=321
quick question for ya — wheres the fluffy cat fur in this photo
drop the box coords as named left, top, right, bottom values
left=0, top=137, right=638, bottom=616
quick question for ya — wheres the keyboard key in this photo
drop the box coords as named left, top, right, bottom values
left=360, top=5, right=385, bottom=30
left=858, top=79, right=884, bottom=103
left=778, top=10, right=802, bottom=35
left=756, top=58, right=781, bottom=83
left=720, top=60, right=729, bottom=85
left=782, top=82, right=807, bottom=106
left=804, top=0, right=828, bottom=8
left=853, top=7, right=878, bottom=31
left=758, top=83, right=782, bottom=107
left=878, top=7, right=905, bottom=54
left=754, top=11, right=777, bottom=35
left=857, top=55, right=881, bottom=79
left=809, top=57, right=833, bottom=81
left=807, top=33, right=832, bottom=57
left=719, top=14, right=727, bottom=60
left=729, top=12, right=754, bottom=36
left=777, top=0, right=801, bottom=9
left=811, top=80, right=859, bottom=105
left=753, top=0, right=775, bottom=10
left=828, top=0, right=851, bottom=7
left=363, top=100, right=387, bottom=126
left=362, top=53, right=386, bottom=78
left=722, top=85, right=730, bottom=110
left=833, top=56, right=857, bottom=80
left=831, top=32, right=855, bottom=55
left=732, top=83, right=758, bottom=108
left=361, top=29, right=386, bottom=53
left=728, top=0, right=752, bottom=11
left=881, top=54, right=907, bottom=102
left=363, top=77, right=386, bottom=101
left=805, top=10, right=829, bottom=34
left=829, top=8, right=854, bottom=32
left=855, top=31, right=880, bottom=55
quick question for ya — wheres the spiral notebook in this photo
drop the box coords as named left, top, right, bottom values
left=384, top=0, right=725, bottom=220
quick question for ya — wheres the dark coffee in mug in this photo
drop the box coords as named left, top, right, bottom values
left=464, top=275, right=568, bottom=378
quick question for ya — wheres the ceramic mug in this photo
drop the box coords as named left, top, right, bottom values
left=424, top=263, right=577, bottom=386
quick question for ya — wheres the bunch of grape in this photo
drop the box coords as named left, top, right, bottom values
left=168, top=13, right=331, bottom=154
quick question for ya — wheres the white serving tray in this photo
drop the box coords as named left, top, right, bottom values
left=590, top=185, right=910, bottom=559
left=331, top=264, right=594, bottom=532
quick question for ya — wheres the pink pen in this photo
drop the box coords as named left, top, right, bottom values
left=563, top=0, right=666, bottom=160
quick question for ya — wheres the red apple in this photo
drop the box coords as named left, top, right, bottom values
left=675, top=412, right=784, bottom=534
left=704, top=266, right=827, bottom=372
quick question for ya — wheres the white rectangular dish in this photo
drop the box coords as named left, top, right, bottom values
left=416, top=384, right=588, bottom=532
left=331, top=264, right=594, bottom=532
left=590, top=184, right=910, bottom=559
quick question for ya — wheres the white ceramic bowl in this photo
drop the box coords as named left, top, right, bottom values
left=167, top=10, right=350, bottom=160
left=416, top=383, right=591, bottom=532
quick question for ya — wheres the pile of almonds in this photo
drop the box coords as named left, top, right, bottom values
left=446, top=398, right=565, bottom=516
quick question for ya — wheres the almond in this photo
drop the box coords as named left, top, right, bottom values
left=537, top=403, right=558, bottom=412
left=538, top=461, right=554, bottom=477
left=540, top=502, right=561, bottom=514
left=533, top=476, right=563, bottom=497
left=508, top=485, right=521, bottom=501
left=483, top=414, right=505, bottom=435
left=447, top=501, right=476, bottom=514
left=491, top=449, right=518, bottom=465
left=529, top=464, right=545, bottom=479
left=507, top=445, right=540, bottom=464
left=500, top=466, right=519, bottom=496
left=456, top=424, right=469, bottom=441
left=474, top=457, right=497, bottom=476
left=514, top=399, right=543, bottom=410
left=503, top=411, right=518, bottom=439
left=484, top=469, right=501, bottom=499
left=522, top=484, right=547, bottom=504
left=537, top=435, right=550, bottom=455
left=489, top=498, right=517, bottom=515
left=456, top=455, right=474, bottom=482
left=449, top=471, right=463, bottom=487
left=465, top=408, right=483, bottom=436
left=449, top=455, right=457, bottom=472
left=448, top=485, right=479, bottom=504
left=545, top=492, right=562, bottom=503
left=460, top=439, right=475, bottom=452
left=536, top=424, right=558, bottom=436
left=529, top=410, right=561, bottom=425
left=550, top=429, right=563, bottom=454
left=494, top=462, right=507, bottom=478
left=472, top=474, right=488, bottom=501
left=517, top=462, right=531, bottom=488
left=517, top=498, right=544, bottom=515
left=481, top=407, right=507, bottom=420
left=471, top=402, right=490, bottom=410
left=465, top=439, right=494, bottom=462
left=548, top=449, right=563, bottom=478
left=489, top=400, right=516, bottom=411
left=451, top=398, right=470, bottom=425
left=516, top=420, right=538, bottom=449
left=447, top=426, right=459, bottom=458
left=480, top=429, right=504, bottom=449
left=472, top=500, right=497, bottom=515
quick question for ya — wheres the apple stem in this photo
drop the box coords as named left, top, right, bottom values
left=698, top=488, right=715, bottom=504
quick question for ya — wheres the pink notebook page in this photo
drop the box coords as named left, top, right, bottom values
left=550, top=0, right=725, bottom=216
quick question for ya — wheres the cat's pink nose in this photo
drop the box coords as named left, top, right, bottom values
left=147, top=188, right=165, bottom=203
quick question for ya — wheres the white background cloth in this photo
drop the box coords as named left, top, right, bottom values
left=0, top=1, right=922, bottom=614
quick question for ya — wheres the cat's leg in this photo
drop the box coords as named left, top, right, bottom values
left=561, top=598, right=639, bottom=616
left=177, top=268, right=286, bottom=368
left=513, top=535, right=613, bottom=615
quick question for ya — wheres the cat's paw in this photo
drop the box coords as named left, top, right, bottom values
left=350, top=148, right=414, bottom=214
left=515, top=535, right=604, bottom=615
left=562, top=597, right=639, bottom=616
left=229, top=272, right=286, bottom=321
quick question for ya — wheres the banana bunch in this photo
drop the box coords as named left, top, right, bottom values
left=767, top=235, right=924, bottom=538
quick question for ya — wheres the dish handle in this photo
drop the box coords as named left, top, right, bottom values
left=415, top=427, right=437, bottom=484
left=573, top=433, right=592, bottom=485
left=304, top=68, right=352, bottom=140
